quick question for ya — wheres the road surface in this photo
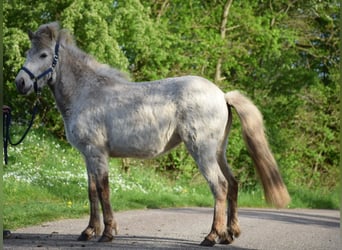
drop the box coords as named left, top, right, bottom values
left=4, top=207, right=340, bottom=249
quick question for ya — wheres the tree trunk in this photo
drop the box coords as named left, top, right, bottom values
left=215, top=0, right=233, bottom=84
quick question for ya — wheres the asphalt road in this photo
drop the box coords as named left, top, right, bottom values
left=4, top=207, right=340, bottom=250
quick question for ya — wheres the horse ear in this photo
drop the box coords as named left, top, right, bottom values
left=57, top=29, right=75, bottom=46
left=36, top=22, right=59, bottom=41
left=28, top=30, right=34, bottom=40
left=42, top=25, right=58, bottom=41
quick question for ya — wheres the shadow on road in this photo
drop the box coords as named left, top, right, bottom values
left=5, top=232, right=256, bottom=249
left=239, top=209, right=340, bottom=228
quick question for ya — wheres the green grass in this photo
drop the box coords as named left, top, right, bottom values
left=4, top=181, right=88, bottom=229
left=3, top=128, right=339, bottom=230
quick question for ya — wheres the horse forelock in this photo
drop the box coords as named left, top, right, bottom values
left=30, top=22, right=75, bottom=50
left=30, top=33, right=54, bottom=52
left=30, top=22, right=57, bottom=46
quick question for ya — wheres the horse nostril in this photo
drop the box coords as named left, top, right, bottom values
left=15, top=78, right=28, bottom=94
left=17, top=78, right=25, bottom=89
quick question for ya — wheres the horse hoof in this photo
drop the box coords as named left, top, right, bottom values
left=77, top=232, right=93, bottom=241
left=200, top=238, right=216, bottom=247
left=3, top=230, right=12, bottom=239
left=98, top=234, right=113, bottom=242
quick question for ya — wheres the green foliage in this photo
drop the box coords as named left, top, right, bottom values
left=3, top=0, right=339, bottom=196
left=61, top=0, right=129, bottom=70
left=155, top=145, right=197, bottom=181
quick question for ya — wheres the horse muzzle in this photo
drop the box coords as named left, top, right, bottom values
left=15, top=74, right=34, bottom=95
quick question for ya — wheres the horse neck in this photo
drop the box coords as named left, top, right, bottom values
left=50, top=46, right=88, bottom=118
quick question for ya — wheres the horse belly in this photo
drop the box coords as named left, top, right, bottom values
left=107, top=114, right=180, bottom=159
left=108, top=130, right=181, bottom=158
left=108, top=135, right=180, bottom=159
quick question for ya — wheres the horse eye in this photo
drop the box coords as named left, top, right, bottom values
left=40, top=53, right=48, bottom=59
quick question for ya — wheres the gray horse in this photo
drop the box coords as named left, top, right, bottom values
left=15, top=22, right=290, bottom=246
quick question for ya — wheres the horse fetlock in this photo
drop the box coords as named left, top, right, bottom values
left=217, top=225, right=241, bottom=245
left=113, top=221, right=119, bottom=235
left=229, top=222, right=241, bottom=238
left=218, top=230, right=234, bottom=245
left=95, top=228, right=102, bottom=236
left=93, top=223, right=102, bottom=236
left=218, top=236, right=234, bottom=245
left=97, top=222, right=116, bottom=243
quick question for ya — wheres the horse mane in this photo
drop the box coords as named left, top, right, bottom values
left=32, top=22, right=130, bottom=84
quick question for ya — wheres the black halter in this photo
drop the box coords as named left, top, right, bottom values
left=20, top=43, right=60, bottom=94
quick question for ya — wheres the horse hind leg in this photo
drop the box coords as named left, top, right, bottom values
left=201, top=163, right=229, bottom=246
left=217, top=153, right=240, bottom=245
left=187, top=144, right=229, bottom=247
left=215, top=110, right=241, bottom=244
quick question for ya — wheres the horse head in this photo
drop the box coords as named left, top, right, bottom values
left=15, top=22, right=60, bottom=95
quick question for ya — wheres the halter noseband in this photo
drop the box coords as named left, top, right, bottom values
left=20, top=43, right=60, bottom=94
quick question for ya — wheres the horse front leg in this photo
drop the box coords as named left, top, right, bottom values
left=78, top=150, right=117, bottom=242
left=97, top=172, right=118, bottom=242
left=78, top=174, right=101, bottom=241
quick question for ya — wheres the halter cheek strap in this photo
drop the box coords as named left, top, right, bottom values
left=20, top=43, right=60, bottom=94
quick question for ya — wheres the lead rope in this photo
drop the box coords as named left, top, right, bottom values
left=3, top=97, right=40, bottom=164
left=4, top=43, right=59, bottom=164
